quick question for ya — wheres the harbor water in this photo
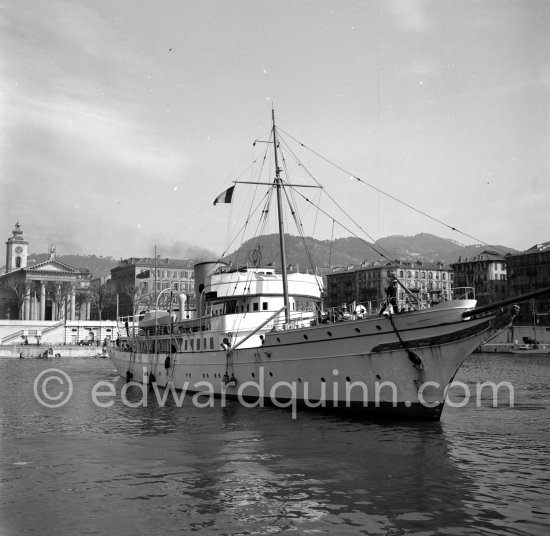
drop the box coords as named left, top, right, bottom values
left=0, top=353, right=548, bottom=535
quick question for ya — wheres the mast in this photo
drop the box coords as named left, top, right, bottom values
left=272, top=109, right=291, bottom=325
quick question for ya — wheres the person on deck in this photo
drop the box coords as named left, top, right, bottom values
left=380, top=279, right=399, bottom=315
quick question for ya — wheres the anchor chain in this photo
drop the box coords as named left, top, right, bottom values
left=387, top=313, right=423, bottom=367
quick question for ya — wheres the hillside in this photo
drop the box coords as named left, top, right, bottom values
left=224, top=233, right=517, bottom=270
left=18, top=234, right=517, bottom=278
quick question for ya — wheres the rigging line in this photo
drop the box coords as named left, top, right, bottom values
left=252, top=187, right=276, bottom=259
left=279, top=128, right=508, bottom=254
left=277, top=133, right=394, bottom=259
left=278, top=147, right=323, bottom=283
left=231, top=142, right=273, bottom=267
left=329, top=219, right=335, bottom=268
left=171, top=145, right=260, bottom=249
left=243, top=144, right=273, bottom=260
left=240, top=140, right=271, bottom=234
left=311, top=187, right=322, bottom=237
left=217, top=187, right=274, bottom=261
left=278, top=143, right=307, bottom=236
left=221, top=134, right=273, bottom=260
left=287, top=185, right=393, bottom=261
left=282, top=186, right=324, bottom=293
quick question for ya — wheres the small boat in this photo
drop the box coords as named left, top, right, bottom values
left=510, top=301, right=550, bottom=355
left=109, top=111, right=549, bottom=420
left=510, top=345, right=550, bottom=355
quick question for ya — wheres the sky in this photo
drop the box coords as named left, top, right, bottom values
left=1, top=0, right=549, bottom=261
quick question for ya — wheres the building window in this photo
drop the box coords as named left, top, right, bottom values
left=262, top=302, right=268, bottom=310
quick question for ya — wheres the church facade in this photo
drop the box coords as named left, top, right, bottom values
left=0, top=223, right=92, bottom=320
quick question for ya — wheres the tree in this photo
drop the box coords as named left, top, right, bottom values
left=6, top=281, right=30, bottom=319
left=88, top=282, right=116, bottom=321
left=75, top=288, right=91, bottom=320
left=46, top=282, right=73, bottom=320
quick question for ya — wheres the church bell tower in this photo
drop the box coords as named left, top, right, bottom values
left=5, top=222, right=29, bottom=273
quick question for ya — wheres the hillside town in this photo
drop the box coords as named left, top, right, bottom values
left=0, top=222, right=549, bottom=350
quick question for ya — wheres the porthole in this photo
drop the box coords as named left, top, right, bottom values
left=251, top=372, right=255, bottom=378
left=297, top=378, right=302, bottom=383
left=376, top=374, right=381, bottom=380
left=327, top=331, right=333, bottom=337
left=276, top=337, right=281, bottom=343
left=303, top=334, right=308, bottom=340
left=355, top=328, right=361, bottom=333
left=321, top=377, right=326, bottom=382
left=269, top=372, right=273, bottom=377
left=376, top=325, right=382, bottom=331
left=346, top=376, right=351, bottom=382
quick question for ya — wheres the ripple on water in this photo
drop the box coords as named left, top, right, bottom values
left=0, top=355, right=549, bottom=536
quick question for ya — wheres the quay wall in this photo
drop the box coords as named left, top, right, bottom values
left=480, top=325, right=550, bottom=352
left=0, top=345, right=108, bottom=359
left=0, top=320, right=124, bottom=346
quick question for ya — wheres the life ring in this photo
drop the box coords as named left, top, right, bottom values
left=164, top=355, right=171, bottom=369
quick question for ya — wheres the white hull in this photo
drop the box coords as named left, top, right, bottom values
left=109, top=302, right=515, bottom=420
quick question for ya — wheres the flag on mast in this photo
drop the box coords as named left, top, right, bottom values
left=213, top=186, right=235, bottom=205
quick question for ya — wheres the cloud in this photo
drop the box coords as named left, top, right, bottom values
left=385, top=0, right=430, bottom=33
left=0, top=0, right=189, bottom=186
left=4, top=92, right=189, bottom=183
left=149, top=238, right=218, bottom=262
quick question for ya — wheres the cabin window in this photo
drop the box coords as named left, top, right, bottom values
left=247, top=304, right=250, bottom=312
left=262, top=302, right=268, bottom=310
left=253, top=303, right=259, bottom=311
left=203, top=338, right=207, bottom=350
left=197, top=338, right=200, bottom=351
left=190, top=339, right=194, bottom=351
left=210, top=337, right=214, bottom=350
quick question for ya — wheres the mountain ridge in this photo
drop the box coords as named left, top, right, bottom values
left=19, top=233, right=517, bottom=278
left=224, top=233, right=516, bottom=270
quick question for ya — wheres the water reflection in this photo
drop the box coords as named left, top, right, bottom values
left=0, top=356, right=549, bottom=535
